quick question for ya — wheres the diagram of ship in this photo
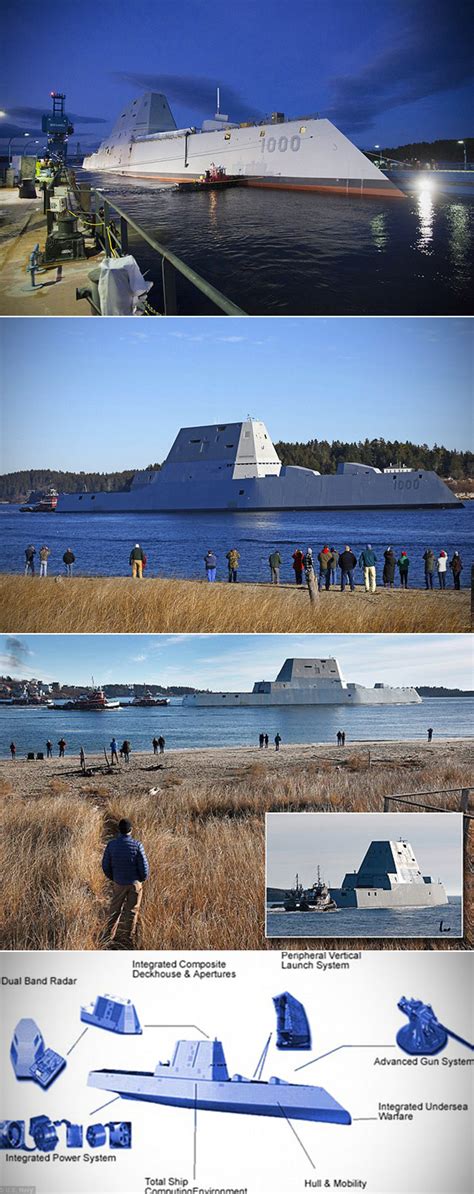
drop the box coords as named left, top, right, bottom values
left=83, top=91, right=403, bottom=199
left=183, top=657, right=422, bottom=707
left=55, top=420, right=460, bottom=514
left=88, top=1038, right=351, bottom=1124
left=329, top=840, right=449, bottom=909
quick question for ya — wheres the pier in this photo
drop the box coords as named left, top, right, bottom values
left=0, top=177, right=246, bottom=316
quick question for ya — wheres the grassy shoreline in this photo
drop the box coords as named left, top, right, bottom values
left=1, top=739, right=472, bottom=953
left=0, top=574, right=470, bottom=633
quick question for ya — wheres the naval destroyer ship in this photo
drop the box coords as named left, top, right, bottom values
left=183, top=657, right=421, bottom=707
left=56, top=420, right=460, bottom=513
left=83, top=91, right=403, bottom=198
left=88, top=1037, right=351, bottom=1123
left=329, top=840, right=448, bottom=909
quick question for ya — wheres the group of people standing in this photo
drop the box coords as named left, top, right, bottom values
left=24, top=545, right=75, bottom=576
left=258, top=731, right=282, bottom=750
left=382, top=547, right=463, bottom=589
left=22, top=540, right=464, bottom=590
left=284, top=544, right=463, bottom=592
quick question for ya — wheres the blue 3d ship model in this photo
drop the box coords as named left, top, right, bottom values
left=56, top=420, right=460, bottom=514
left=88, top=1038, right=351, bottom=1124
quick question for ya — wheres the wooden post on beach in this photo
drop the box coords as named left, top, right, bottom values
left=305, top=564, right=319, bottom=606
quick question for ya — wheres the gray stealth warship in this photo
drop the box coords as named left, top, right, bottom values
left=330, top=840, right=449, bottom=909
left=55, top=420, right=460, bottom=513
left=183, top=657, right=421, bottom=706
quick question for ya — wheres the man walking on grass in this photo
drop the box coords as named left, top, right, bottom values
left=101, top=818, right=149, bottom=946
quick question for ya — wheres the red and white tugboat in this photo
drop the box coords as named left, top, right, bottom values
left=62, top=684, right=120, bottom=711
left=20, top=488, right=59, bottom=513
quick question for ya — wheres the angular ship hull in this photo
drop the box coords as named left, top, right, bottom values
left=82, top=92, right=403, bottom=199
left=88, top=1040, right=351, bottom=1124
left=56, top=420, right=461, bottom=514
left=183, top=657, right=422, bottom=708
left=330, top=840, right=449, bottom=910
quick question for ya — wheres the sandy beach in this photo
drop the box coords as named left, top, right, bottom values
left=2, top=737, right=473, bottom=799
left=1, top=731, right=472, bottom=954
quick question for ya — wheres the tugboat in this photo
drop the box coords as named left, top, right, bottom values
left=176, top=163, right=246, bottom=191
left=283, top=875, right=312, bottom=913
left=271, top=870, right=337, bottom=913
left=60, top=685, right=120, bottom=711
left=20, top=488, right=59, bottom=513
left=130, top=691, right=170, bottom=707
left=308, top=867, right=337, bottom=912
left=88, top=1037, right=351, bottom=1124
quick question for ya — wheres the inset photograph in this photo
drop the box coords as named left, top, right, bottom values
left=265, top=812, right=463, bottom=939
left=1, top=1, right=473, bottom=316
left=0, top=632, right=472, bottom=952
left=0, top=316, right=472, bottom=635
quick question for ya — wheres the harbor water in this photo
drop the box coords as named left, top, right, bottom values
left=81, top=171, right=474, bottom=315
left=1, top=697, right=472, bottom=757
left=1, top=504, right=472, bottom=588
left=266, top=898, right=462, bottom=939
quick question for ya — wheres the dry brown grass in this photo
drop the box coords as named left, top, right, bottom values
left=0, top=575, right=470, bottom=633
left=1, top=751, right=471, bottom=952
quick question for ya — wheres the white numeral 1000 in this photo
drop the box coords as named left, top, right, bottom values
left=262, top=135, right=301, bottom=153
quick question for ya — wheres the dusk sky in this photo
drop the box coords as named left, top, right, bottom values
left=1, top=633, right=472, bottom=689
left=2, top=0, right=473, bottom=153
left=1, top=318, right=472, bottom=473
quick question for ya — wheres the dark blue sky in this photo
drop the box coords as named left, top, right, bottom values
left=2, top=0, right=473, bottom=152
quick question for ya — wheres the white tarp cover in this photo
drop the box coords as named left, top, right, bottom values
left=98, top=255, right=153, bottom=316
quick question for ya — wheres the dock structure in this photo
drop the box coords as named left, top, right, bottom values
left=0, top=190, right=99, bottom=316
left=0, top=177, right=246, bottom=317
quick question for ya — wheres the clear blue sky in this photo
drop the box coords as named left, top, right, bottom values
left=1, top=633, right=472, bottom=689
left=266, top=811, right=463, bottom=893
left=2, top=0, right=473, bottom=151
left=1, top=318, right=472, bottom=473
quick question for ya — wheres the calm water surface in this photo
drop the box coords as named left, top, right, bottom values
left=266, top=899, right=462, bottom=939
left=1, top=504, right=472, bottom=588
left=81, top=171, right=474, bottom=314
left=1, top=697, right=472, bottom=756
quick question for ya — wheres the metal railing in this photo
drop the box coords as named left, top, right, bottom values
left=74, top=180, right=246, bottom=316
left=383, top=787, right=473, bottom=846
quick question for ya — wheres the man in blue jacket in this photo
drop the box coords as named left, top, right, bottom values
left=102, top=818, right=149, bottom=945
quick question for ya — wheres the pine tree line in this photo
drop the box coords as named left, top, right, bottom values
left=275, top=439, right=472, bottom=479
left=0, top=439, right=471, bottom=503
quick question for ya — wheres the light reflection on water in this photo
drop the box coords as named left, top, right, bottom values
left=416, top=189, right=435, bottom=253
left=79, top=170, right=474, bottom=313
left=370, top=213, right=388, bottom=251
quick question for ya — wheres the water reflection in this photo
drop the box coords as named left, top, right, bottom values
left=416, top=188, right=435, bottom=252
left=446, top=204, right=471, bottom=292
left=370, top=213, right=388, bottom=251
